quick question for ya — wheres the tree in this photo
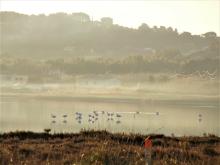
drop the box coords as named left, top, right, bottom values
left=203, top=32, right=217, bottom=38
left=138, top=23, right=150, bottom=31
left=180, top=32, right=192, bottom=39
left=101, top=17, right=113, bottom=26
left=167, top=27, right=173, bottom=32
left=72, top=12, right=90, bottom=22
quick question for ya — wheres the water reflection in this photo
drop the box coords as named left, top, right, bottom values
left=0, top=95, right=219, bottom=136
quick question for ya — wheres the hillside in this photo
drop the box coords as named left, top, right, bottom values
left=0, top=12, right=219, bottom=59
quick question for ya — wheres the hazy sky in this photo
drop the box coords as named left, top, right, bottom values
left=1, top=0, right=219, bottom=35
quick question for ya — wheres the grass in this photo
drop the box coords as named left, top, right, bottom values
left=0, top=130, right=219, bottom=165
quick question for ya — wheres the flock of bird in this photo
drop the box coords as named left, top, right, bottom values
left=50, top=111, right=124, bottom=126
left=49, top=111, right=203, bottom=134
left=170, top=70, right=217, bottom=80
left=49, top=110, right=162, bottom=132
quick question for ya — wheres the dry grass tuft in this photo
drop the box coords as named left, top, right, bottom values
left=0, top=130, right=219, bottom=165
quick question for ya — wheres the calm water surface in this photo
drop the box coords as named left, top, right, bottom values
left=0, top=95, right=219, bottom=136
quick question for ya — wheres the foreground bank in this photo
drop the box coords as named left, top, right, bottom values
left=0, top=130, right=219, bottom=165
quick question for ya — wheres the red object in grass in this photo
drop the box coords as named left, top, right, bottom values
left=144, top=136, right=152, bottom=148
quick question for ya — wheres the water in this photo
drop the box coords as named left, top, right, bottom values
left=0, top=95, right=219, bottom=136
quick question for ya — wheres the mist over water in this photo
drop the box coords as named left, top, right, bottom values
left=0, top=11, right=219, bottom=136
left=0, top=89, right=219, bottom=136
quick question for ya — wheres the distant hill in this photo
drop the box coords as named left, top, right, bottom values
left=187, top=44, right=219, bottom=60
left=0, top=11, right=219, bottom=59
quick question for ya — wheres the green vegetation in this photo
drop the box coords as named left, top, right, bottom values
left=1, top=11, right=219, bottom=59
left=0, top=12, right=219, bottom=79
left=0, top=56, right=219, bottom=79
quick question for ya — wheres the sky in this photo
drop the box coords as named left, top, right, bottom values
left=0, top=0, right=220, bottom=35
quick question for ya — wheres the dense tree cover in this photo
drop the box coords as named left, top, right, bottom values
left=0, top=12, right=219, bottom=79
left=0, top=11, right=219, bottom=58
left=0, top=53, right=219, bottom=77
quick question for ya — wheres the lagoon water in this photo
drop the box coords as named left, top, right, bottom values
left=0, top=95, right=219, bottom=136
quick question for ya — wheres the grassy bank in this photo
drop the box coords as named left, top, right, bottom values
left=0, top=130, right=219, bottom=165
